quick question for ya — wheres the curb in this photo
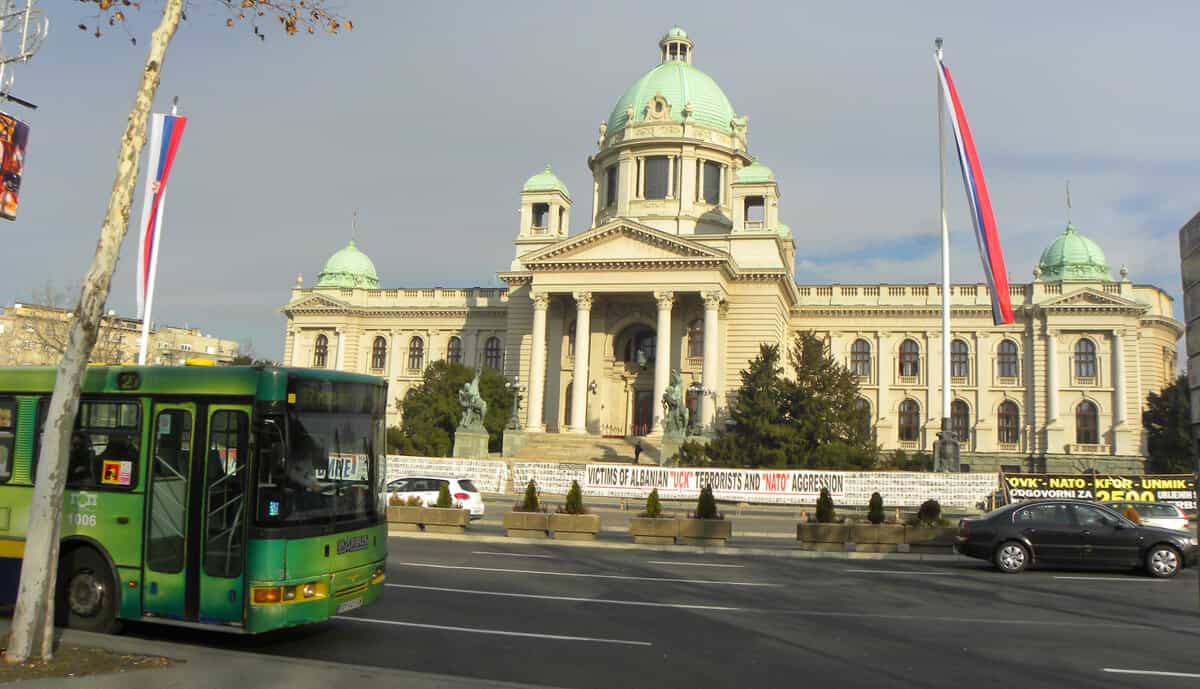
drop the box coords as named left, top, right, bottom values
left=388, top=530, right=963, bottom=561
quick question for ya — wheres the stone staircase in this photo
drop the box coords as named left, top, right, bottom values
left=510, top=433, right=661, bottom=464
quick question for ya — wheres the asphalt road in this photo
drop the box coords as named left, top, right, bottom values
left=128, top=537, right=1200, bottom=688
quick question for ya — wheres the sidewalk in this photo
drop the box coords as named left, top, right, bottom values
left=0, top=621, right=554, bottom=689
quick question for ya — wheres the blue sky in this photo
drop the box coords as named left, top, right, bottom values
left=3, top=1, right=1197, bottom=360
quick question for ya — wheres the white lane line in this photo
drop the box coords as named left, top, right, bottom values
left=472, top=551, right=555, bottom=559
left=845, top=569, right=959, bottom=576
left=397, top=562, right=777, bottom=587
left=647, top=561, right=744, bottom=568
left=1102, top=668, right=1200, bottom=679
left=333, top=615, right=651, bottom=647
left=1055, top=576, right=1167, bottom=582
left=386, top=583, right=744, bottom=611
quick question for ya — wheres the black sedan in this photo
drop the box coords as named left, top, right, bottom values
left=956, top=499, right=1199, bottom=578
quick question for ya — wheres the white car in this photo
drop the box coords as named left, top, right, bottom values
left=1103, top=501, right=1190, bottom=531
left=387, top=476, right=485, bottom=519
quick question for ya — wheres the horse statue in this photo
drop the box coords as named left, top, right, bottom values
left=457, top=369, right=488, bottom=432
left=661, top=369, right=689, bottom=437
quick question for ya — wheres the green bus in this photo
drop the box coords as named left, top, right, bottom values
left=0, top=364, right=388, bottom=634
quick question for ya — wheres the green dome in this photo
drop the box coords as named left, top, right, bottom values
left=777, top=222, right=792, bottom=239
left=663, top=26, right=689, bottom=40
left=523, top=165, right=569, bottom=196
left=316, top=240, right=379, bottom=289
left=607, top=58, right=736, bottom=135
left=1036, top=223, right=1112, bottom=282
left=735, top=160, right=774, bottom=183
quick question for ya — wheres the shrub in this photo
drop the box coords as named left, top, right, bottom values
left=908, top=499, right=947, bottom=527
left=405, top=495, right=422, bottom=507
left=867, top=492, right=885, bottom=524
left=815, top=487, right=837, bottom=523
left=436, top=482, right=453, bottom=508
left=1122, top=506, right=1141, bottom=524
left=642, top=488, right=664, bottom=518
left=560, top=480, right=586, bottom=515
left=514, top=479, right=541, bottom=512
left=388, top=493, right=402, bottom=507
left=694, top=485, right=721, bottom=520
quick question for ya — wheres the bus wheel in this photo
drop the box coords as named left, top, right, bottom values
left=58, top=547, right=123, bottom=634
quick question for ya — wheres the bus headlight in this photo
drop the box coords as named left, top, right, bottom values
left=302, top=583, right=318, bottom=598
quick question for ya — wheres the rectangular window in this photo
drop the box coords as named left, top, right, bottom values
left=644, top=156, right=669, bottom=199
left=702, top=161, right=721, bottom=204
left=147, top=408, right=192, bottom=573
left=604, top=165, right=618, bottom=207
left=180, top=344, right=193, bottom=352
left=205, top=410, right=247, bottom=578
left=0, top=397, right=15, bottom=483
left=38, top=399, right=142, bottom=491
left=531, top=203, right=548, bottom=230
left=745, top=196, right=765, bottom=225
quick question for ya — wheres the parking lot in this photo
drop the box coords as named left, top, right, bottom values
left=198, top=536, right=1200, bottom=688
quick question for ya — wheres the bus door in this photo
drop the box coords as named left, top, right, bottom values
left=197, top=404, right=250, bottom=624
left=142, top=403, right=196, bottom=619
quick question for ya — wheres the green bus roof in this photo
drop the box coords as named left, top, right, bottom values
left=0, top=365, right=385, bottom=400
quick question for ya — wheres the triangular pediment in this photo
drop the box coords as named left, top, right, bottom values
left=1040, top=287, right=1144, bottom=310
left=520, top=221, right=731, bottom=266
left=283, top=293, right=349, bottom=312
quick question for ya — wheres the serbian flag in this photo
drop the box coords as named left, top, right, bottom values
left=936, top=59, right=1013, bottom=325
left=135, top=113, right=187, bottom=320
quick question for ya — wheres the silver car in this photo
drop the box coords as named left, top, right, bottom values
left=1103, top=501, right=1189, bottom=531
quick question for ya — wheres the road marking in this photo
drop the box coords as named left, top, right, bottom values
left=1054, top=576, right=1167, bottom=582
left=647, top=560, right=744, bottom=568
left=844, top=569, right=959, bottom=576
left=333, top=615, right=651, bottom=647
left=1102, top=668, right=1200, bottom=679
left=472, top=551, right=555, bottom=559
left=396, top=562, right=777, bottom=586
left=386, top=583, right=745, bottom=611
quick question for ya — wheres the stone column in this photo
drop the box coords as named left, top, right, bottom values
left=652, top=291, right=674, bottom=432
left=1112, top=329, right=1126, bottom=425
left=876, top=331, right=891, bottom=420
left=334, top=328, right=345, bottom=371
left=1046, top=329, right=1059, bottom=422
left=570, top=292, right=593, bottom=433
left=701, top=291, right=722, bottom=431
left=387, top=331, right=397, bottom=377
left=525, top=294, right=550, bottom=432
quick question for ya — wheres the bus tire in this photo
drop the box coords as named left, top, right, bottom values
left=57, top=546, right=123, bottom=634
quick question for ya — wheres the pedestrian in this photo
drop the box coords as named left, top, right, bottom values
left=634, top=440, right=642, bottom=463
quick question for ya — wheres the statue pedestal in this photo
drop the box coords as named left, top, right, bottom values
left=502, top=429, right=526, bottom=457
left=453, top=429, right=490, bottom=459
left=659, top=434, right=684, bottom=466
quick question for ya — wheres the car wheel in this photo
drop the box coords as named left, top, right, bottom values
left=1146, top=544, right=1181, bottom=579
left=57, top=547, right=123, bottom=634
left=994, top=541, right=1029, bottom=574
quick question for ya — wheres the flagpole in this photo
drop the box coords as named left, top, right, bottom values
left=137, top=98, right=180, bottom=366
left=936, top=38, right=953, bottom=469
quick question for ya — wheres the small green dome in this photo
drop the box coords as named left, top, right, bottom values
left=523, top=165, right=569, bottom=196
left=662, top=26, right=689, bottom=40
left=777, top=222, right=792, bottom=239
left=735, top=160, right=774, bottom=183
left=1036, top=223, right=1112, bottom=282
left=316, top=240, right=379, bottom=289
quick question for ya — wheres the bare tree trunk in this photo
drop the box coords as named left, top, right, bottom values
left=5, top=0, right=184, bottom=664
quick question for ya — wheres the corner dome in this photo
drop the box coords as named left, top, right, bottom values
left=523, top=165, right=569, bottom=196
left=316, top=240, right=379, bottom=289
left=1036, top=223, right=1112, bottom=282
left=606, top=29, right=736, bottom=135
left=735, top=160, right=774, bottom=183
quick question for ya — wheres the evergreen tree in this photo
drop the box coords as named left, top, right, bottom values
left=393, top=361, right=514, bottom=456
left=867, top=492, right=885, bottom=524
left=786, top=331, right=877, bottom=469
left=643, top=488, right=664, bottom=518
left=815, top=487, right=837, bottom=523
left=704, top=344, right=798, bottom=467
left=695, top=485, right=720, bottom=519
left=564, top=480, right=585, bottom=515
left=1143, top=375, right=1195, bottom=474
left=520, top=479, right=540, bottom=512
left=435, top=482, right=453, bottom=508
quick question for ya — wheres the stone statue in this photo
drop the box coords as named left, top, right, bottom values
left=597, top=120, right=607, bottom=148
left=506, top=386, right=522, bottom=431
left=635, top=347, right=649, bottom=370
left=457, top=369, right=488, bottom=433
left=661, top=369, right=688, bottom=437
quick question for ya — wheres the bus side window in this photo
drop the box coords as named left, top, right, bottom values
left=205, top=410, right=248, bottom=578
left=68, top=401, right=142, bottom=490
left=0, top=397, right=15, bottom=483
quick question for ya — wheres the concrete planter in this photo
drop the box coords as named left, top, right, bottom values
left=904, top=526, right=958, bottom=553
left=503, top=511, right=550, bottom=538
left=387, top=506, right=469, bottom=533
left=549, top=513, right=601, bottom=541
left=797, top=523, right=850, bottom=551
left=852, top=524, right=906, bottom=553
left=387, top=506, right=425, bottom=532
left=678, top=518, right=732, bottom=546
left=629, top=517, right=678, bottom=545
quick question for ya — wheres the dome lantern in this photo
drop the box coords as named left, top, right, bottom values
left=659, top=26, right=693, bottom=64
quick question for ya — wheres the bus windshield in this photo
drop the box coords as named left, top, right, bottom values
left=256, top=379, right=385, bottom=527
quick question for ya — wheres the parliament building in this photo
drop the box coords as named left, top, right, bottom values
left=281, top=28, right=1181, bottom=473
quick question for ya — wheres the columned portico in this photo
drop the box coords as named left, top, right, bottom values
left=569, top=292, right=593, bottom=432
left=652, top=290, right=674, bottom=432
left=526, top=293, right=549, bottom=432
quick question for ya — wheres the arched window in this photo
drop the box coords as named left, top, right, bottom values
left=371, top=336, right=387, bottom=370
left=408, top=336, right=424, bottom=370
left=621, top=329, right=656, bottom=364
left=484, top=336, right=503, bottom=369
left=951, top=400, right=970, bottom=442
left=850, top=339, right=871, bottom=378
left=566, top=321, right=576, bottom=357
left=998, top=401, right=1020, bottom=444
left=446, top=336, right=463, bottom=364
left=854, top=398, right=872, bottom=436
left=1076, top=400, right=1099, bottom=444
left=313, top=334, right=328, bottom=368
left=899, top=339, right=920, bottom=377
left=687, top=319, right=704, bottom=358
left=997, top=339, right=1019, bottom=378
left=1075, top=339, right=1097, bottom=378
left=898, top=399, right=920, bottom=442
left=951, top=339, right=970, bottom=378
